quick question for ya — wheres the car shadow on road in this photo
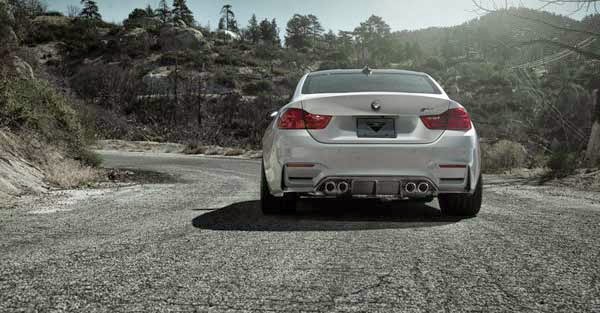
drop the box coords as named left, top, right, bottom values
left=192, top=199, right=467, bottom=232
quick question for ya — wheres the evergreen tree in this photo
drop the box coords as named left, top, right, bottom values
left=307, top=14, right=323, bottom=47
left=79, top=0, right=101, bottom=20
left=247, top=14, right=260, bottom=43
left=145, top=4, right=155, bottom=17
left=220, top=4, right=237, bottom=32
left=271, top=18, right=280, bottom=47
left=285, top=14, right=311, bottom=49
left=259, top=18, right=275, bottom=44
left=172, top=0, right=194, bottom=26
left=156, top=0, right=171, bottom=23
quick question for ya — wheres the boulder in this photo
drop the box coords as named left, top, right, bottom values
left=159, top=25, right=209, bottom=51
left=142, top=66, right=173, bottom=92
left=122, top=27, right=156, bottom=52
left=32, top=15, right=70, bottom=27
left=11, top=56, right=34, bottom=80
left=217, top=29, right=241, bottom=41
left=0, top=26, right=18, bottom=53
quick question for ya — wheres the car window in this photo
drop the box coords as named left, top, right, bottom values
left=302, top=73, right=441, bottom=94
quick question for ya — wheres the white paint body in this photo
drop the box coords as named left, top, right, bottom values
left=262, top=69, right=481, bottom=199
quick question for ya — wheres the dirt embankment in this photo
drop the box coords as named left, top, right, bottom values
left=0, top=131, right=47, bottom=205
left=0, top=130, right=99, bottom=208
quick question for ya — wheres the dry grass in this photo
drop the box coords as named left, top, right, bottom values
left=44, top=157, right=100, bottom=189
left=481, top=140, right=528, bottom=173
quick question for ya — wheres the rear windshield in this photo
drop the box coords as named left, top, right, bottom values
left=302, top=72, right=441, bottom=95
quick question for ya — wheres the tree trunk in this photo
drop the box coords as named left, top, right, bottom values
left=585, top=89, right=600, bottom=166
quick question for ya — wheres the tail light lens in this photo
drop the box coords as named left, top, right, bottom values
left=278, top=108, right=332, bottom=130
left=421, top=108, right=472, bottom=131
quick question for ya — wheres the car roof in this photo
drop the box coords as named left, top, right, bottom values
left=307, top=69, right=429, bottom=76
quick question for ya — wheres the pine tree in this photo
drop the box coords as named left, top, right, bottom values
left=172, top=0, right=194, bottom=26
left=79, top=0, right=101, bottom=20
left=271, top=18, right=280, bottom=47
left=220, top=4, right=237, bottom=32
left=156, top=0, right=171, bottom=23
left=247, top=14, right=259, bottom=43
left=145, top=5, right=155, bottom=17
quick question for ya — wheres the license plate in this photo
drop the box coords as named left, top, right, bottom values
left=357, top=118, right=396, bottom=138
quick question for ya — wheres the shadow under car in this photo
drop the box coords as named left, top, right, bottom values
left=192, top=198, right=468, bottom=232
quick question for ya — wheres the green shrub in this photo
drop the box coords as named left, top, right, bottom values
left=481, top=140, right=528, bottom=173
left=0, top=77, right=100, bottom=166
left=546, top=150, right=578, bottom=178
left=242, top=80, right=273, bottom=96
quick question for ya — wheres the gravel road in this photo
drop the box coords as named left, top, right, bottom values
left=1, top=150, right=599, bottom=312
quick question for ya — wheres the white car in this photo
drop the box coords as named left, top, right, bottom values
left=261, top=69, right=482, bottom=216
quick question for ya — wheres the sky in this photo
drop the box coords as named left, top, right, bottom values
left=47, top=0, right=591, bottom=33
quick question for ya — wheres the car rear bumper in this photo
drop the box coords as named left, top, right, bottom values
left=263, top=129, right=481, bottom=198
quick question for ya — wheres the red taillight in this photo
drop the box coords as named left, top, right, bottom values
left=278, top=108, right=332, bottom=130
left=420, top=108, right=472, bottom=131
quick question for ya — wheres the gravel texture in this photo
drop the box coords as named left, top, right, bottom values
left=1, top=150, right=599, bottom=313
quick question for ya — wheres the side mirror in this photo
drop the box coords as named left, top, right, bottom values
left=269, top=111, right=278, bottom=118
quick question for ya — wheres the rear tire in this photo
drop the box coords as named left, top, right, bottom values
left=438, top=175, right=482, bottom=217
left=261, top=163, right=297, bottom=215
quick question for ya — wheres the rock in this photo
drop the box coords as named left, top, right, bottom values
left=142, top=66, right=173, bottom=92
left=0, top=26, right=19, bottom=53
left=11, top=56, right=34, bottom=80
left=32, top=15, right=70, bottom=27
left=217, top=29, right=241, bottom=40
left=122, top=27, right=156, bottom=52
left=159, top=25, right=209, bottom=51
left=27, top=42, right=64, bottom=65
left=124, top=16, right=162, bottom=30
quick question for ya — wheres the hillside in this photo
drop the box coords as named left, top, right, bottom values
left=4, top=0, right=600, bottom=179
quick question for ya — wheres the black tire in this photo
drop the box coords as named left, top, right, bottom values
left=438, top=175, right=482, bottom=217
left=261, top=163, right=297, bottom=215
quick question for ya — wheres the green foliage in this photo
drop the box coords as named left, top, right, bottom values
left=247, top=14, right=259, bottom=43
left=547, top=150, right=578, bottom=178
left=156, top=0, right=171, bottom=23
left=242, top=80, right=273, bottom=96
left=79, top=0, right=101, bottom=20
left=219, top=4, right=238, bottom=32
left=0, top=77, right=99, bottom=163
left=172, top=0, right=193, bottom=26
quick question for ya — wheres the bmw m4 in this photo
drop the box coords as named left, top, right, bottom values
left=261, top=68, right=482, bottom=216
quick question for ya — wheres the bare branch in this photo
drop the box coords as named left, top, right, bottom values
left=472, top=0, right=600, bottom=37
left=518, top=38, right=600, bottom=59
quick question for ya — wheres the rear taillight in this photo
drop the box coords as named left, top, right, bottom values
left=278, top=108, right=332, bottom=130
left=420, top=107, right=472, bottom=131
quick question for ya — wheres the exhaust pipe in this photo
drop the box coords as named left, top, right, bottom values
left=418, top=182, right=430, bottom=194
left=338, top=181, right=349, bottom=194
left=324, top=181, right=337, bottom=195
left=404, top=182, right=417, bottom=193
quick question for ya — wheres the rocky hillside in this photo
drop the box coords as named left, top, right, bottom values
left=4, top=0, right=600, bottom=178
left=0, top=0, right=100, bottom=206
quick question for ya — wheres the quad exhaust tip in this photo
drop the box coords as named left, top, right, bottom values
left=324, top=181, right=337, bottom=194
left=338, top=181, right=349, bottom=194
left=418, top=182, right=430, bottom=193
left=404, top=182, right=417, bottom=193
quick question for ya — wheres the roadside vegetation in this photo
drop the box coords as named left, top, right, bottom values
left=0, top=0, right=101, bottom=197
left=2, top=0, right=600, bottom=186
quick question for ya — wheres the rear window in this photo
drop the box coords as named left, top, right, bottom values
left=301, top=72, right=441, bottom=95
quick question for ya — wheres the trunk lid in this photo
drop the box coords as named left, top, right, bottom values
left=301, top=93, right=450, bottom=144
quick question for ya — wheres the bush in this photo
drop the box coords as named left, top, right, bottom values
left=481, top=140, right=528, bottom=173
left=546, top=150, right=578, bottom=178
left=242, top=80, right=273, bottom=96
left=0, top=77, right=101, bottom=167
